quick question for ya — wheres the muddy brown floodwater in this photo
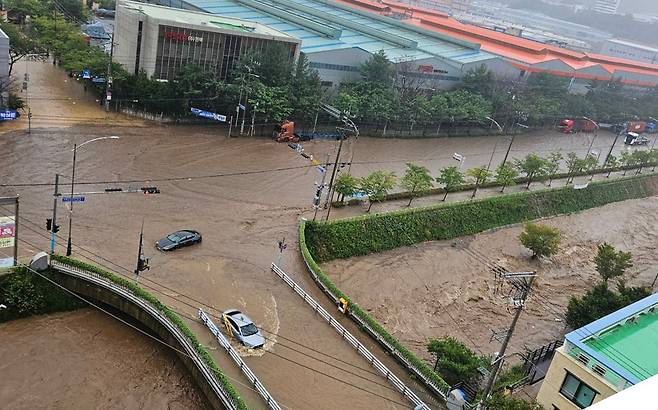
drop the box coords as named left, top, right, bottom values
left=321, top=197, right=658, bottom=363
left=0, top=309, right=207, bottom=409
left=3, top=60, right=655, bottom=409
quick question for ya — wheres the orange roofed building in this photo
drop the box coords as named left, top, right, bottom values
left=336, top=0, right=658, bottom=88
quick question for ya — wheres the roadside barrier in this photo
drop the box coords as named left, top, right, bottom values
left=199, top=308, right=281, bottom=410
left=51, top=260, right=240, bottom=410
left=270, top=263, right=432, bottom=410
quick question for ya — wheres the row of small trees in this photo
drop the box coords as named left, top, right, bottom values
left=334, top=149, right=658, bottom=211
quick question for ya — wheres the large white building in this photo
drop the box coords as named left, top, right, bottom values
left=599, top=38, right=658, bottom=65
left=594, top=0, right=621, bottom=15
left=114, top=1, right=301, bottom=80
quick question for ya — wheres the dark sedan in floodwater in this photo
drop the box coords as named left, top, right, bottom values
left=155, top=230, right=202, bottom=251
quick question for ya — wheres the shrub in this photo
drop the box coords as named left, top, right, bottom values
left=594, top=242, right=632, bottom=283
left=566, top=282, right=651, bottom=329
left=0, top=267, right=86, bottom=322
left=306, top=174, right=656, bottom=262
left=427, top=337, right=487, bottom=386
left=518, top=222, right=560, bottom=259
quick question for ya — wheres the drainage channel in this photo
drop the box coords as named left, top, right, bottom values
left=270, top=263, right=431, bottom=410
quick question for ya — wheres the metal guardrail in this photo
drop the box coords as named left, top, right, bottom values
left=271, top=263, right=431, bottom=410
left=198, top=308, right=281, bottom=410
left=299, top=239, right=451, bottom=401
left=50, top=261, right=239, bottom=410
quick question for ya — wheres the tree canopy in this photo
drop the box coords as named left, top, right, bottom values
left=519, top=222, right=560, bottom=259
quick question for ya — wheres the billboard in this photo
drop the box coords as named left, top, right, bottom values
left=0, top=215, right=16, bottom=268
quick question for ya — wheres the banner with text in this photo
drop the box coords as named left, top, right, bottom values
left=0, top=216, right=16, bottom=268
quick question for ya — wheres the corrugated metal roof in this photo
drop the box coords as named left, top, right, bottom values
left=179, top=0, right=497, bottom=65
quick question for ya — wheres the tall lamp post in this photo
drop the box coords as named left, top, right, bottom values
left=66, top=136, right=120, bottom=256
left=484, top=116, right=504, bottom=171
left=583, top=117, right=600, bottom=157
left=500, top=123, right=529, bottom=167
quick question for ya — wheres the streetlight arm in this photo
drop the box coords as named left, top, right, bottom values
left=73, top=136, right=120, bottom=151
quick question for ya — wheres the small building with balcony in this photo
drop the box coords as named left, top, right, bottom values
left=537, top=292, right=658, bottom=409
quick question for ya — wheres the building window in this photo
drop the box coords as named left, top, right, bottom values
left=559, top=372, right=597, bottom=408
left=134, top=20, right=143, bottom=75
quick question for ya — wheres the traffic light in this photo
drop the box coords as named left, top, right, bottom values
left=53, top=223, right=60, bottom=233
left=136, top=255, right=150, bottom=272
left=141, top=186, right=160, bottom=195
left=46, top=218, right=52, bottom=231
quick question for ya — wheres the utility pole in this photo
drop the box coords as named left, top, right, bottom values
left=50, top=173, right=60, bottom=253
left=313, top=153, right=331, bottom=221
left=24, top=58, right=31, bottom=134
left=324, top=134, right=346, bottom=222
left=603, top=131, right=622, bottom=168
left=479, top=272, right=536, bottom=407
left=105, top=31, right=115, bottom=112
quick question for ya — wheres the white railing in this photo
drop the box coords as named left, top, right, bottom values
left=271, top=263, right=431, bottom=410
left=299, top=244, right=451, bottom=400
left=51, top=260, right=239, bottom=410
left=198, top=308, right=282, bottom=410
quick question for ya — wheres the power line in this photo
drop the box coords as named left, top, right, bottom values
left=3, top=240, right=412, bottom=408
left=1, top=140, right=623, bottom=189
left=461, top=243, right=653, bottom=380
left=7, top=209, right=433, bottom=400
left=0, top=250, right=288, bottom=408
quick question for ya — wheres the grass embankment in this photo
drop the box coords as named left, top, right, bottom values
left=50, top=255, right=249, bottom=410
left=310, top=173, right=658, bottom=261
left=299, top=221, right=452, bottom=394
left=299, top=173, right=658, bottom=396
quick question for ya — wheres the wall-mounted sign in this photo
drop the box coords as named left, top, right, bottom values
left=417, top=64, right=449, bottom=74
left=418, top=64, right=433, bottom=73
left=164, top=31, right=204, bottom=43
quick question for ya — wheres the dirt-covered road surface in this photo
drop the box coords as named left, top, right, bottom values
left=0, top=309, right=207, bottom=409
left=2, top=60, right=655, bottom=409
left=321, top=197, right=658, bottom=363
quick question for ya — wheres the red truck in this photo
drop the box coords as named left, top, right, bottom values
left=558, top=118, right=598, bottom=133
left=626, top=121, right=647, bottom=133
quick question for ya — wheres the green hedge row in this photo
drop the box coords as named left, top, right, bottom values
left=309, top=173, right=658, bottom=262
left=51, top=255, right=249, bottom=410
left=299, top=221, right=452, bottom=395
left=334, top=164, right=657, bottom=207
left=0, top=267, right=87, bottom=323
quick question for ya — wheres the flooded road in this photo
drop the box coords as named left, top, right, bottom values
left=0, top=309, right=207, bottom=409
left=1, top=60, right=651, bottom=409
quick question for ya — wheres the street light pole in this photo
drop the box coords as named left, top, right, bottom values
left=65, top=136, right=120, bottom=256
left=50, top=173, right=59, bottom=254
left=66, top=143, right=77, bottom=256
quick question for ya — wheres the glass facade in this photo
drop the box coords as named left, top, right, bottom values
left=153, top=24, right=295, bottom=80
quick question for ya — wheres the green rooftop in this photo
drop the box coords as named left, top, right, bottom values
left=585, top=311, right=658, bottom=381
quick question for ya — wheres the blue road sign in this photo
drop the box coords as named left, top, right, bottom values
left=190, top=107, right=227, bottom=122
left=82, top=69, right=91, bottom=79
left=238, top=104, right=246, bottom=111
left=62, top=196, right=85, bottom=203
left=0, top=110, right=18, bottom=121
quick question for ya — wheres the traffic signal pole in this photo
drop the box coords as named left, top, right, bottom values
left=134, top=220, right=144, bottom=281
left=50, top=173, right=59, bottom=253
